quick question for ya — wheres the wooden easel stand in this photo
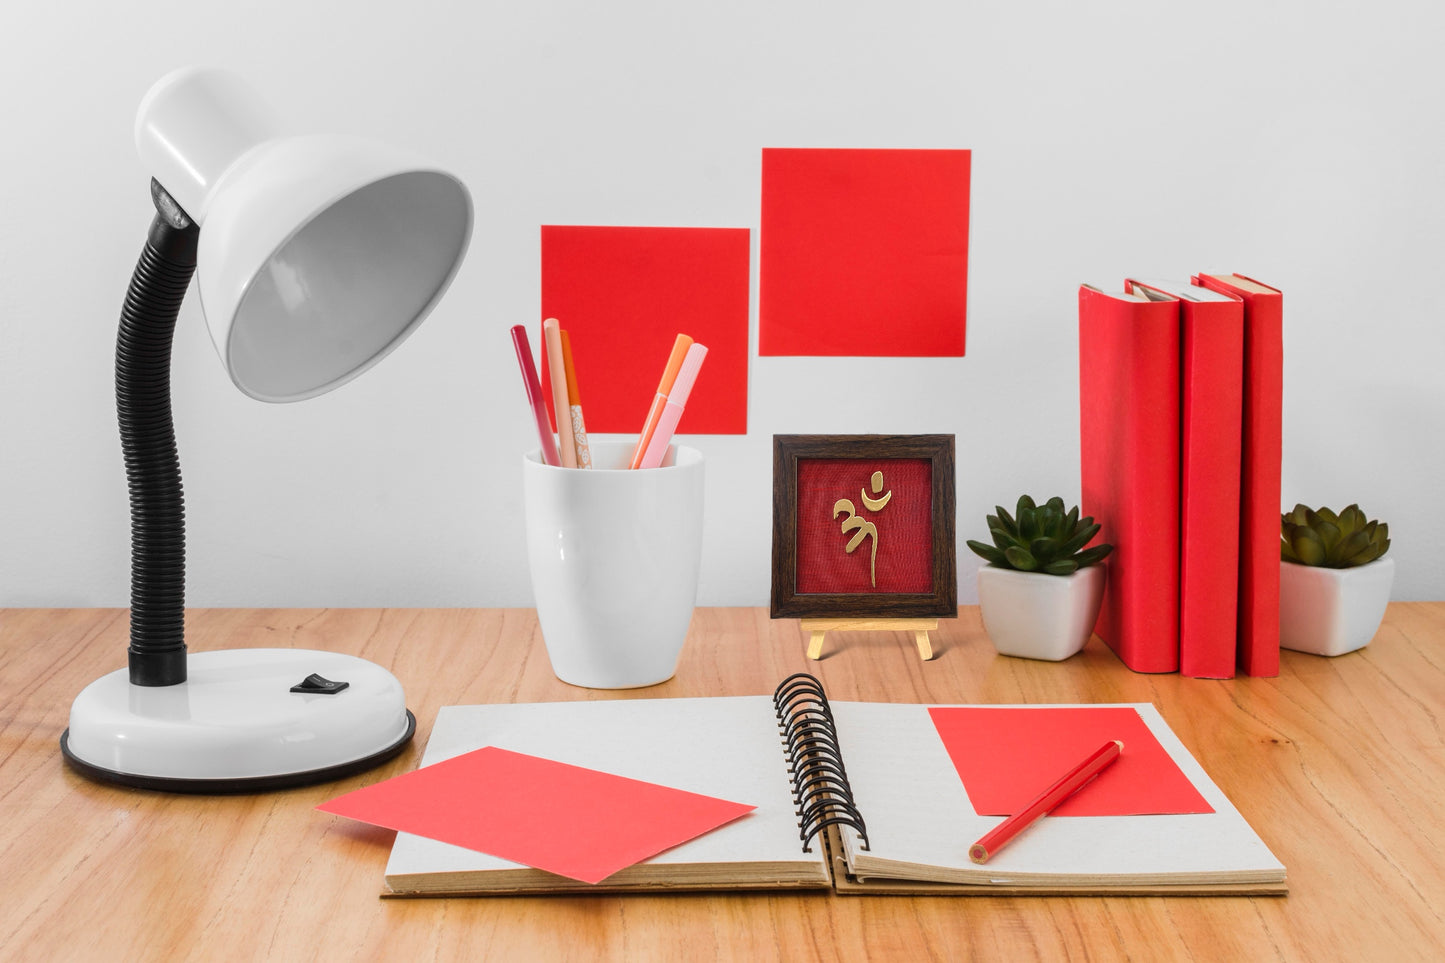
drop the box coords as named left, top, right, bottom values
left=800, top=618, right=938, bottom=661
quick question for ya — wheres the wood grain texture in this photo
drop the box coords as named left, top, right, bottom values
left=2, top=604, right=1443, bottom=961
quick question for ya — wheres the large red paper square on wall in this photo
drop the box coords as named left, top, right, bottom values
left=541, top=225, right=750, bottom=435
left=795, top=458, right=933, bottom=594
left=759, top=148, right=970, bottom=357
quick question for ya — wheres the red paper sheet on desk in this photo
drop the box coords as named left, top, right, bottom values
left=928, top=707, right=1213, bottom=816
left=759, top=147, right=970, bottom=357
left=318, top=746, right=755, bottom=884
left=540, top=225, right=750, bottom=434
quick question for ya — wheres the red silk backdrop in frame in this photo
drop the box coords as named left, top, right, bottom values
left=795, top=459, right=933, bottom=595
left=540, top=225, right=751, bottom=434
left=759, top=148, right=970, bottom=357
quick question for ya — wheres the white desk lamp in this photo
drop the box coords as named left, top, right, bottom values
left=60, top=68, right=473, bottom=792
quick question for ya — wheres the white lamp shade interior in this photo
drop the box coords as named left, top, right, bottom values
left=224, top=168, right=471, bottom=401
left=137, top=67, right=472, bottom=402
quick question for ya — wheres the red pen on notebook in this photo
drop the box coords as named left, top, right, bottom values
left=969, top=739, right=1123, bottom=864
left=510, top=325, right=561, bottom=467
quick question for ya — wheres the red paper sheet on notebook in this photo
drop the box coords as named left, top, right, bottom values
left=928, top=706, right=1213, bottom=816
left=317, top=746, right=755, bottom=884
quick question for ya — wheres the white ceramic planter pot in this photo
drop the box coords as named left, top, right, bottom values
left=976, top=564, right=1107, bottom=661
left=1279, top=556, right=1394, bottom=657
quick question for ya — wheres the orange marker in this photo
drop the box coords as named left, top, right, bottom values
left=542, top=319, right=576, bottom=468
left=969, top=740, right=1123, bottom=864
left=629, top=334, right=694, bottom=469
left=560, top=330, right=591, bottom=469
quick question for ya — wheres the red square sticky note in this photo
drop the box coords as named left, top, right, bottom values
left=318, top=746, right=755, bottom=884
left=540, top=225, right=750, bottom=434
left=928, top=707, right=1213, bottom=816
left=760, top=148, right=970, bottom=357
left=795, top=458, right=933, bottom=594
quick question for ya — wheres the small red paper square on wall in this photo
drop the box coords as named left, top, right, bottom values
left=759, top=148, right=970, bottom=357
left=541, top=225, right=750, bottom=434
left=795, top=458, right=933, bottom=594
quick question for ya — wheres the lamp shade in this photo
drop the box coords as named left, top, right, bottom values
left=135, top=67, right=472, bottom=402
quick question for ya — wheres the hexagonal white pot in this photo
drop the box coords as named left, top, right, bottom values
left=977, top=564, right=1107, bottom=661
left=1279, top=556, right=1394, bottom=657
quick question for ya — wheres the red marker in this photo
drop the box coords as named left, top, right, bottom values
left=510, top=325, right=561, bottom=467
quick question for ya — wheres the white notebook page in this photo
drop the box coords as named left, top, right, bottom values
left=829, top=701, right=1285, bottom=885
left=384, top=695, right=826, bottom=881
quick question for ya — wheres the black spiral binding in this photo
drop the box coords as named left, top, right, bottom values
left=773, top=672, right=870, bottom=853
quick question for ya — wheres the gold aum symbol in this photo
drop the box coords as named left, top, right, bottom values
left=833, top=470, right=893, bottom=587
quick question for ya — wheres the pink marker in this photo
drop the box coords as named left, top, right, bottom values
left=639, top=343, right=707, bottom=469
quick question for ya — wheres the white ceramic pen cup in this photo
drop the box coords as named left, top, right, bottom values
left=522, top=440, right=705, bottom=688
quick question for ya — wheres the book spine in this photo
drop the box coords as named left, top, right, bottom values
left=1238, top=287, right=1283, bottom=678
left=1194, top=275, right=1283, bottom=677
left=773, top=673, right=870, bottom=853
left=1178, top=298, right=1244, bottom=678
left=1078, top=287, right=1181, bottom=672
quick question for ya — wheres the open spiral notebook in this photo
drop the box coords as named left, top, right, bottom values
left=374, top=674, right=1285, bottom=897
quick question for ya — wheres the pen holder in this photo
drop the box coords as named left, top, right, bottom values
left=522, top=440, right=705, bottom=688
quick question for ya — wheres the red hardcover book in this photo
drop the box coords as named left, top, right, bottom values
left=1193, top=273, right=1283, bottom=677
left=1129, top=280, right=1244, bottom=679
left=1078, top=285, right=1181, bottom=673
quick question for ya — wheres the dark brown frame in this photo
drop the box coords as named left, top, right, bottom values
left=770, top=434, right=956, bottom=619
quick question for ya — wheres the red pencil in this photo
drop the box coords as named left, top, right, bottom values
left=969, top=739, right=1123, bottom=864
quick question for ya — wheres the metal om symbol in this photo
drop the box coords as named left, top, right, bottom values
left=832, top=470, right=893, bottom=587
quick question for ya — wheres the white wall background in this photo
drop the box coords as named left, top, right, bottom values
left=2, top=0, right=1441, bottom=608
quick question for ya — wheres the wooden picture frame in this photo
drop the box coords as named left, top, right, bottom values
left=771, top=434, right=956, bottom=620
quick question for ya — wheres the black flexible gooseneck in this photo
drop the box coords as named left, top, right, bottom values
left=116, top=181, right=197, bottom=686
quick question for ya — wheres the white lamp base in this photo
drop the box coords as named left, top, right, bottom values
left=61, top=648, right=414, bottom=793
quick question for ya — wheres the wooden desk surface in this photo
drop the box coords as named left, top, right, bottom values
left=3, top=605, right=1443, bottom=961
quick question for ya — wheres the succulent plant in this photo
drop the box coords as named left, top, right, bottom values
left=966, top=495, right=1113, bottom=576
left=1280, top=504, right=1389, bottom=568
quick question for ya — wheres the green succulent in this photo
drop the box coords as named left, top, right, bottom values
left=1280, top=504, right=1389, bottom=568
left=966, top=495, right=1113, bottom=576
